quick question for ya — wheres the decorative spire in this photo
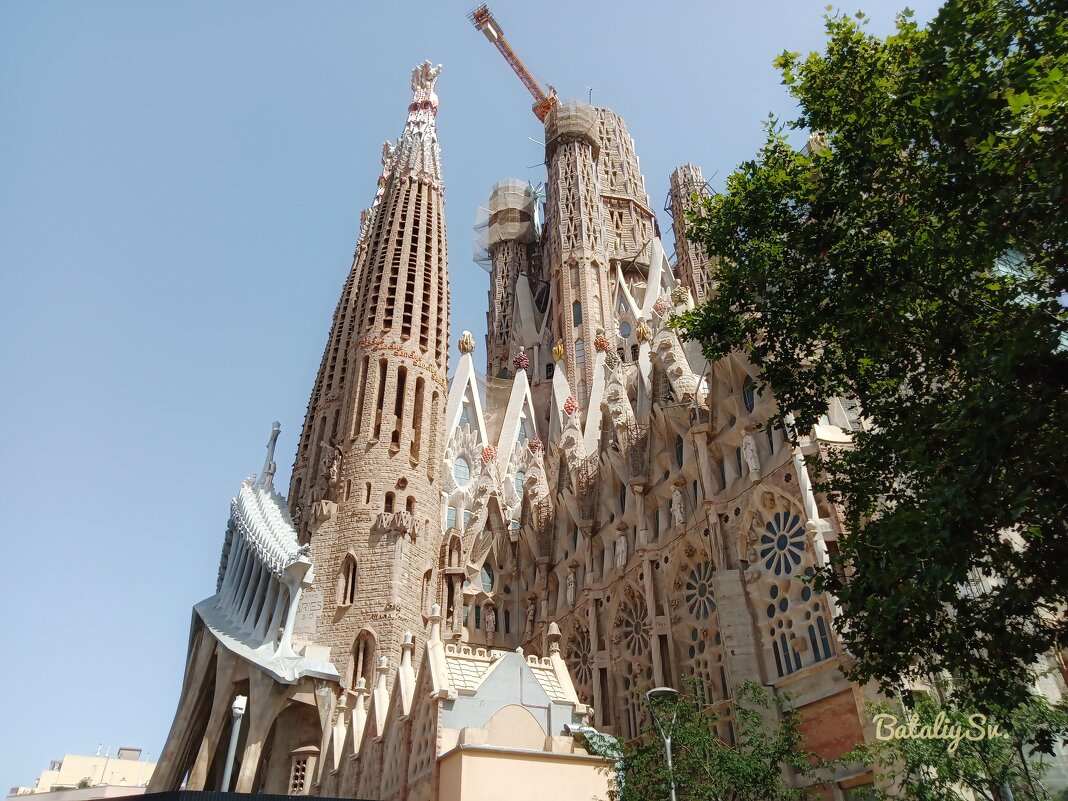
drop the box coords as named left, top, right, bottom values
left=260, top=421, right=281, bottom=489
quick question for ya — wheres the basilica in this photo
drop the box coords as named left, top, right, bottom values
left=149, top=60, right=888, bottom=800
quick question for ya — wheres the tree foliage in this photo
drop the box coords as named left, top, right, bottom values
left=590, top=681, right=823, bottom=801
left=672, top=0, right=1068, bottom=709
left=851, top=687, right=1068, bottom=801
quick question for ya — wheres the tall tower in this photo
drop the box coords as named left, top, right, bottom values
left=484, top=180, right=537, bottom=378
left=542, top=102, right=658, bottom=405
left=669, top=164, right=714, bottom=303
left=289, top=61, right=449, bottom=691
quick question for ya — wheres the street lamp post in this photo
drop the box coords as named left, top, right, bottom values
left=220, top=695, right=247, bottom=792
left=646, top=686, right=680, bottom=801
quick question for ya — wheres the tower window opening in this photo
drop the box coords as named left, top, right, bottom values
left=384, top=492, right=395, bottom=513
left=411, top=377, right=425, bottom=461
left=337, top=554, right=358, bottom=607
left=392, top=366, right=407, bottom=448
left=575, top=339, right=586, bottom=366
left=630, top=344, right=639, bottom=361
left=573, top=302, right=582, bottom=327
left=406, top=496, right=415, bottom=514
left=373, top=359, right=388, bottom=439
left=365, top=482, right=372, bottom=504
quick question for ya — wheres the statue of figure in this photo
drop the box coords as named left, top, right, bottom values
left=741, top=431, right=762, bottom=480
left=328, top=451, right=341, bottom=488
left=525, top=597, right=536, bottom=632
left=615, top=535, right=627, bottom=570
left=566, top=565, right=577, bottom=607
left=485, top=605, right=496, bottom=634
left=671, top=486, right=685, bottom=528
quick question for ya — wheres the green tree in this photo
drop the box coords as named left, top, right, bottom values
left=851, top=688, right=1068, bottom=801
left=672, top=0, right=1068, bottom=710
left=589, top=681, right=825, bottom=801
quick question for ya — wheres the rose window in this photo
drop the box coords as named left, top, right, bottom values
left=760, top=511, right=805, bottom=576
left=684, top=560, right=717, bottom=619
left=566, top=628, right=593, bottom=688
left=621, top=595, right=649, bottom=657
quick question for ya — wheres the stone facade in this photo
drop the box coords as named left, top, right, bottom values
left=149, top=57, right=1068, bottom=801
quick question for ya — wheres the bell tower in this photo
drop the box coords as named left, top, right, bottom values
left=288, top=61, right=450, bottom=691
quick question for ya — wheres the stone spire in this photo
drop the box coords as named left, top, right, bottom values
left=288, top=62, right=450, bottom=692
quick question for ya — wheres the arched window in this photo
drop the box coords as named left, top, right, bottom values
left=619, top=321, right=632, bottom=338
left=406, top=496, right=415, bottom=514
left=351, top=632, right=376, bottom=689
left=675, top=435, right=684, bottom=467
left=575, top=339, right=586, bottom=366
left=517, top=419, right=529, bottom=444
left=337, top=554, right=358, bottom=607
left=742, top=375, right=756, bottom=413
left=384, top=492, right=395, bottom=513
left=573, top=302, right=583, bottom=326
left=515, top=471, right=526, bottom=498
left=480, top=563, right=495, bottom=593
left=453, top=457, right=471, bottom=486
left=446, top=507, right=457, bottom=530
left=458, top=401, right=470, bottom=430
left=421, top=569, right=433, bottom=614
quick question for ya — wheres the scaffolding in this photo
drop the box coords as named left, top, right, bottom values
left=575, top=454, right=601, bottom=520
left=622, top=422, right=650, bottom=479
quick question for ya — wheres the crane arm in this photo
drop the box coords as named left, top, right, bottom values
left=469, top=5, right=557, bottom=122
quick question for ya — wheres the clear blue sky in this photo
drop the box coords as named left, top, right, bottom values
left=0, top=0, right=943, bottom=788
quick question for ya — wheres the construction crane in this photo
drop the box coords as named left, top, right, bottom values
left=468, top=5, right=557, bottom=122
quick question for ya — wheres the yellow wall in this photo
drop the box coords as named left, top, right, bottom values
left=437, top=746, right=609, bottom=801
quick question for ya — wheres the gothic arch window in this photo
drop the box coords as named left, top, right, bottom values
left=742, top=375, right=756, bottom=413
left=459, top=401, right=470, bottom=430
left=384, top=492, right=395, bottom=513
left=517, top=418, right=530, bottom=444
left=480, top=563, right=494, bottom=593
left=421, top=569, right=433, bottom=614
left=515, top=471, right=526, bottom=498
left=573, top=302, right=583, bottom=327
left=337, top=553, right=358, bottom=607
left=351, top=631, right=376, bottom=689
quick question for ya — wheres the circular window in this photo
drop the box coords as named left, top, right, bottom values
left=759, top=511, right=805, bottom=575
left=453, top=456, right=471, bottom=486
left=619, top=321, right=632, bottom=338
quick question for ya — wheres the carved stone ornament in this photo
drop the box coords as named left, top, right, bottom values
left=458, top=330, right=476, bottom=354
left=635, top=320, right=653, bottom=344
left=563, top=395, right=579, bottom=416
left=512, top=349, right=530, bottom=370
left=553, top=341, right=566, bottom=362
left=671, top=285, right=689, bottom=306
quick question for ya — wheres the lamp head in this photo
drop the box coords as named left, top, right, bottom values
left=646, top=687, right=680, bottom=704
